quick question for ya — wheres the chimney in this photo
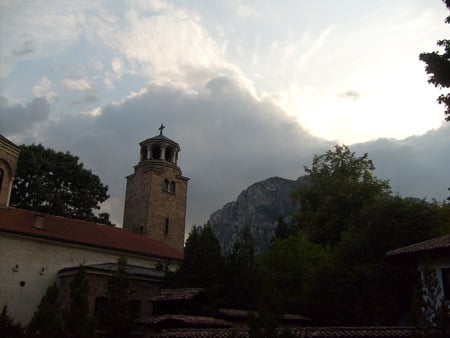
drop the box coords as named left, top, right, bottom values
left=32, top=214, right=45, bottom=229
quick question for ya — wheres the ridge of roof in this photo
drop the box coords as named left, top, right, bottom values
left=0, top=207, right=183, bottom=260
left=386, top=234, right=450, bottom=257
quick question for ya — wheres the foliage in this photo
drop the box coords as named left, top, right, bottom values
left=175, top=223, right=224, bottom=289
left=263, top=145, right=443, bottom=325
left=262, top=231, right=331, bottom=313
left=11, top=144, right=111, bottom=225
left=27, top=282, right=63, bottom=337
left=292, top=144, right=390, bottom=245
left=0, top=305, right=25, bottom=338
left=62, top=266, right=95, bottom=338
left=419, top=0, right=450, bottom=121
left=105, top=257, right=133, bottom=338
left=223, top=226, right=261, bottom=309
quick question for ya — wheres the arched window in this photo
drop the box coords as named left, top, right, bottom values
left=170, top=181, right=176, bottom=194
left=164, top=218, right=169, bottom=235
left=140, top=146, right=147, bottom=161
left=151, top=144, right=161, bottom=160
left=165, top=146, right=173, bottom=162
left=163, top=179, right=170, bottom=192
left=95, top=296, right=109, bottom=329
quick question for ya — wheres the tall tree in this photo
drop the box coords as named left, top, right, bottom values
left=419, top=0, right=450, bottom=121
left=174, top=223, right=224, bottom=289
left=292, top=145, right=390, bottom=245
left=11, top=144, right=111, bottom=225
left=62, top=267, right=95, bottom=338
left=27, top=282, right=63, bottom=338
left=105, top=257, right=133, bottom=338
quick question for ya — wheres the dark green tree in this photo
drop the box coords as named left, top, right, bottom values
left=175, top=223, right=224, bottom=289
left=62, top=267, right=95, bottom=338
left=11, top=144, right=112, bottom=225
left=224, top=227, right=261, bottom=309
left=27, top=282, right=63, bottom=337
left=105, top=257, right=133, bottom=338
left=419, top=0, right=450, bottom=121
left=292, top=144, right=390, bottom=245
left=0, top=305, right=25, bottom=338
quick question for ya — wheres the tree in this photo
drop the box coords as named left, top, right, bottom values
left=223, top=227, right=261, bottom=309
left=0, top=305, right=25, bottom=338
left=174, top=223, right=224, bottom=289
left=27, top=282, right=63, bottom=337
left=419, top=0, right=450, bottom=121
left=62, top=267, right=95, bottom=338
left=105, top=257, right=133, bottom=338
left=292, top=145, right=390, bottom=245
left=11, top=144, right=112, bottom=225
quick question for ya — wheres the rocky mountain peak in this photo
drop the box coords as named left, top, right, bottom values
left=208, top=176, right=302, bottom=255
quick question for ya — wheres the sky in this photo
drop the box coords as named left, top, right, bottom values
left=1, top=0, right=449, bottom=229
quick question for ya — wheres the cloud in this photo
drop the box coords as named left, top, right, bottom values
left=0, top=96, right=50, bottom=134
left=236, top=4, right=260, bottom=19
left=11, top=39, right=36, bottom=56
left=339, top=90, right=361, bottom=101
left=2, top=76, right=449, bottom=231
left=3, top=77, right=329, bottom=226
left=62, top=78, right=93, bottom=91
left=32, top=77, right=58, bottom=103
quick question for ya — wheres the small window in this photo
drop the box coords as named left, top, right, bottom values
left=95, top=296, right=109, bottom=328
left=165, top=147, right=173, bottom=162
left=163, top=179, right=170, bottom=192
left=170, top=181, right=176, bottom=194
left=139, top=226, right=144, bottom=234
left=164, top=218, right=169, bottom=235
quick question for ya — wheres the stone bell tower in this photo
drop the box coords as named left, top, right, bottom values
left=123, top=125, right=189, bottom=252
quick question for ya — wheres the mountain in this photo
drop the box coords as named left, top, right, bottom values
left=208, top=176, right=302, bottom=255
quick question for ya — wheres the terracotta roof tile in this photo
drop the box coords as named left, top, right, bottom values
left=149, top=288, right=204, bottom=302
left=136, top=314, right=232, bottom=328
left=156, top=327, right=422, bottom=338
left=217, top=309, right=311, bottom=323
left=386, top=235, right=450, bottom=258
left=0, top=207, right=183, bottom=260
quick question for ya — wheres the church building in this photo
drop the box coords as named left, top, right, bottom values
left=0, top=127, right=189, bottom=325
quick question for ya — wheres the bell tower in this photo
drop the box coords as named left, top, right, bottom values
left=123, top=125, right=189, bottom=252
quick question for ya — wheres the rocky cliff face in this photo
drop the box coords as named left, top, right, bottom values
left=208, top=176, right=301, bottom=255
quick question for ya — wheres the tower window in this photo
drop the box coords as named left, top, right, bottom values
left=0, top=168, right=3, bottom=193
left=164, top=218, right=169, bottom=235
left=163, top=179, right=170, bottom=192
left=170, top=181, right=176, bottom=193
left=165, top=146, right=173, bottom=162
left=151, top=144, right=161, bottom=160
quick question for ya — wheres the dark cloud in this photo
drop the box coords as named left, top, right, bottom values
left=355, top=123, right=450, bottom=202
left=6, top=77, right=330, bottom=227
left=12, top=39, right=36, bottom=56
left=2, top=77, right=449, bottom=230
left=71, top=94, right=100, bottom=105
left=0, top=96, right=50, bottom=134
left=339, top=90, right=361, bottom=101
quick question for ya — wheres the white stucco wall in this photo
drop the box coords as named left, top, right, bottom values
left=0, top=232, right=178, bottom=325
left=418, top=256, right=450, bottom=305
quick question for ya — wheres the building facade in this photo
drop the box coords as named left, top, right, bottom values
left=123, top=126, right=189, bottom=252
left=0, top=129, right=188, bottom=325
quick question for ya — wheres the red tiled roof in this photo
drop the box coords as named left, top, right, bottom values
left=217, top=309, right=311, bottom=323
left=156, top=327, right=422, bottom=338
left=136, top=315, right=232, bottom=328
left=149, top=288, right=204, bottom=302
left=386, top=235, right=450, bottom=258
left=0, top=207, right=183, bottom=260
